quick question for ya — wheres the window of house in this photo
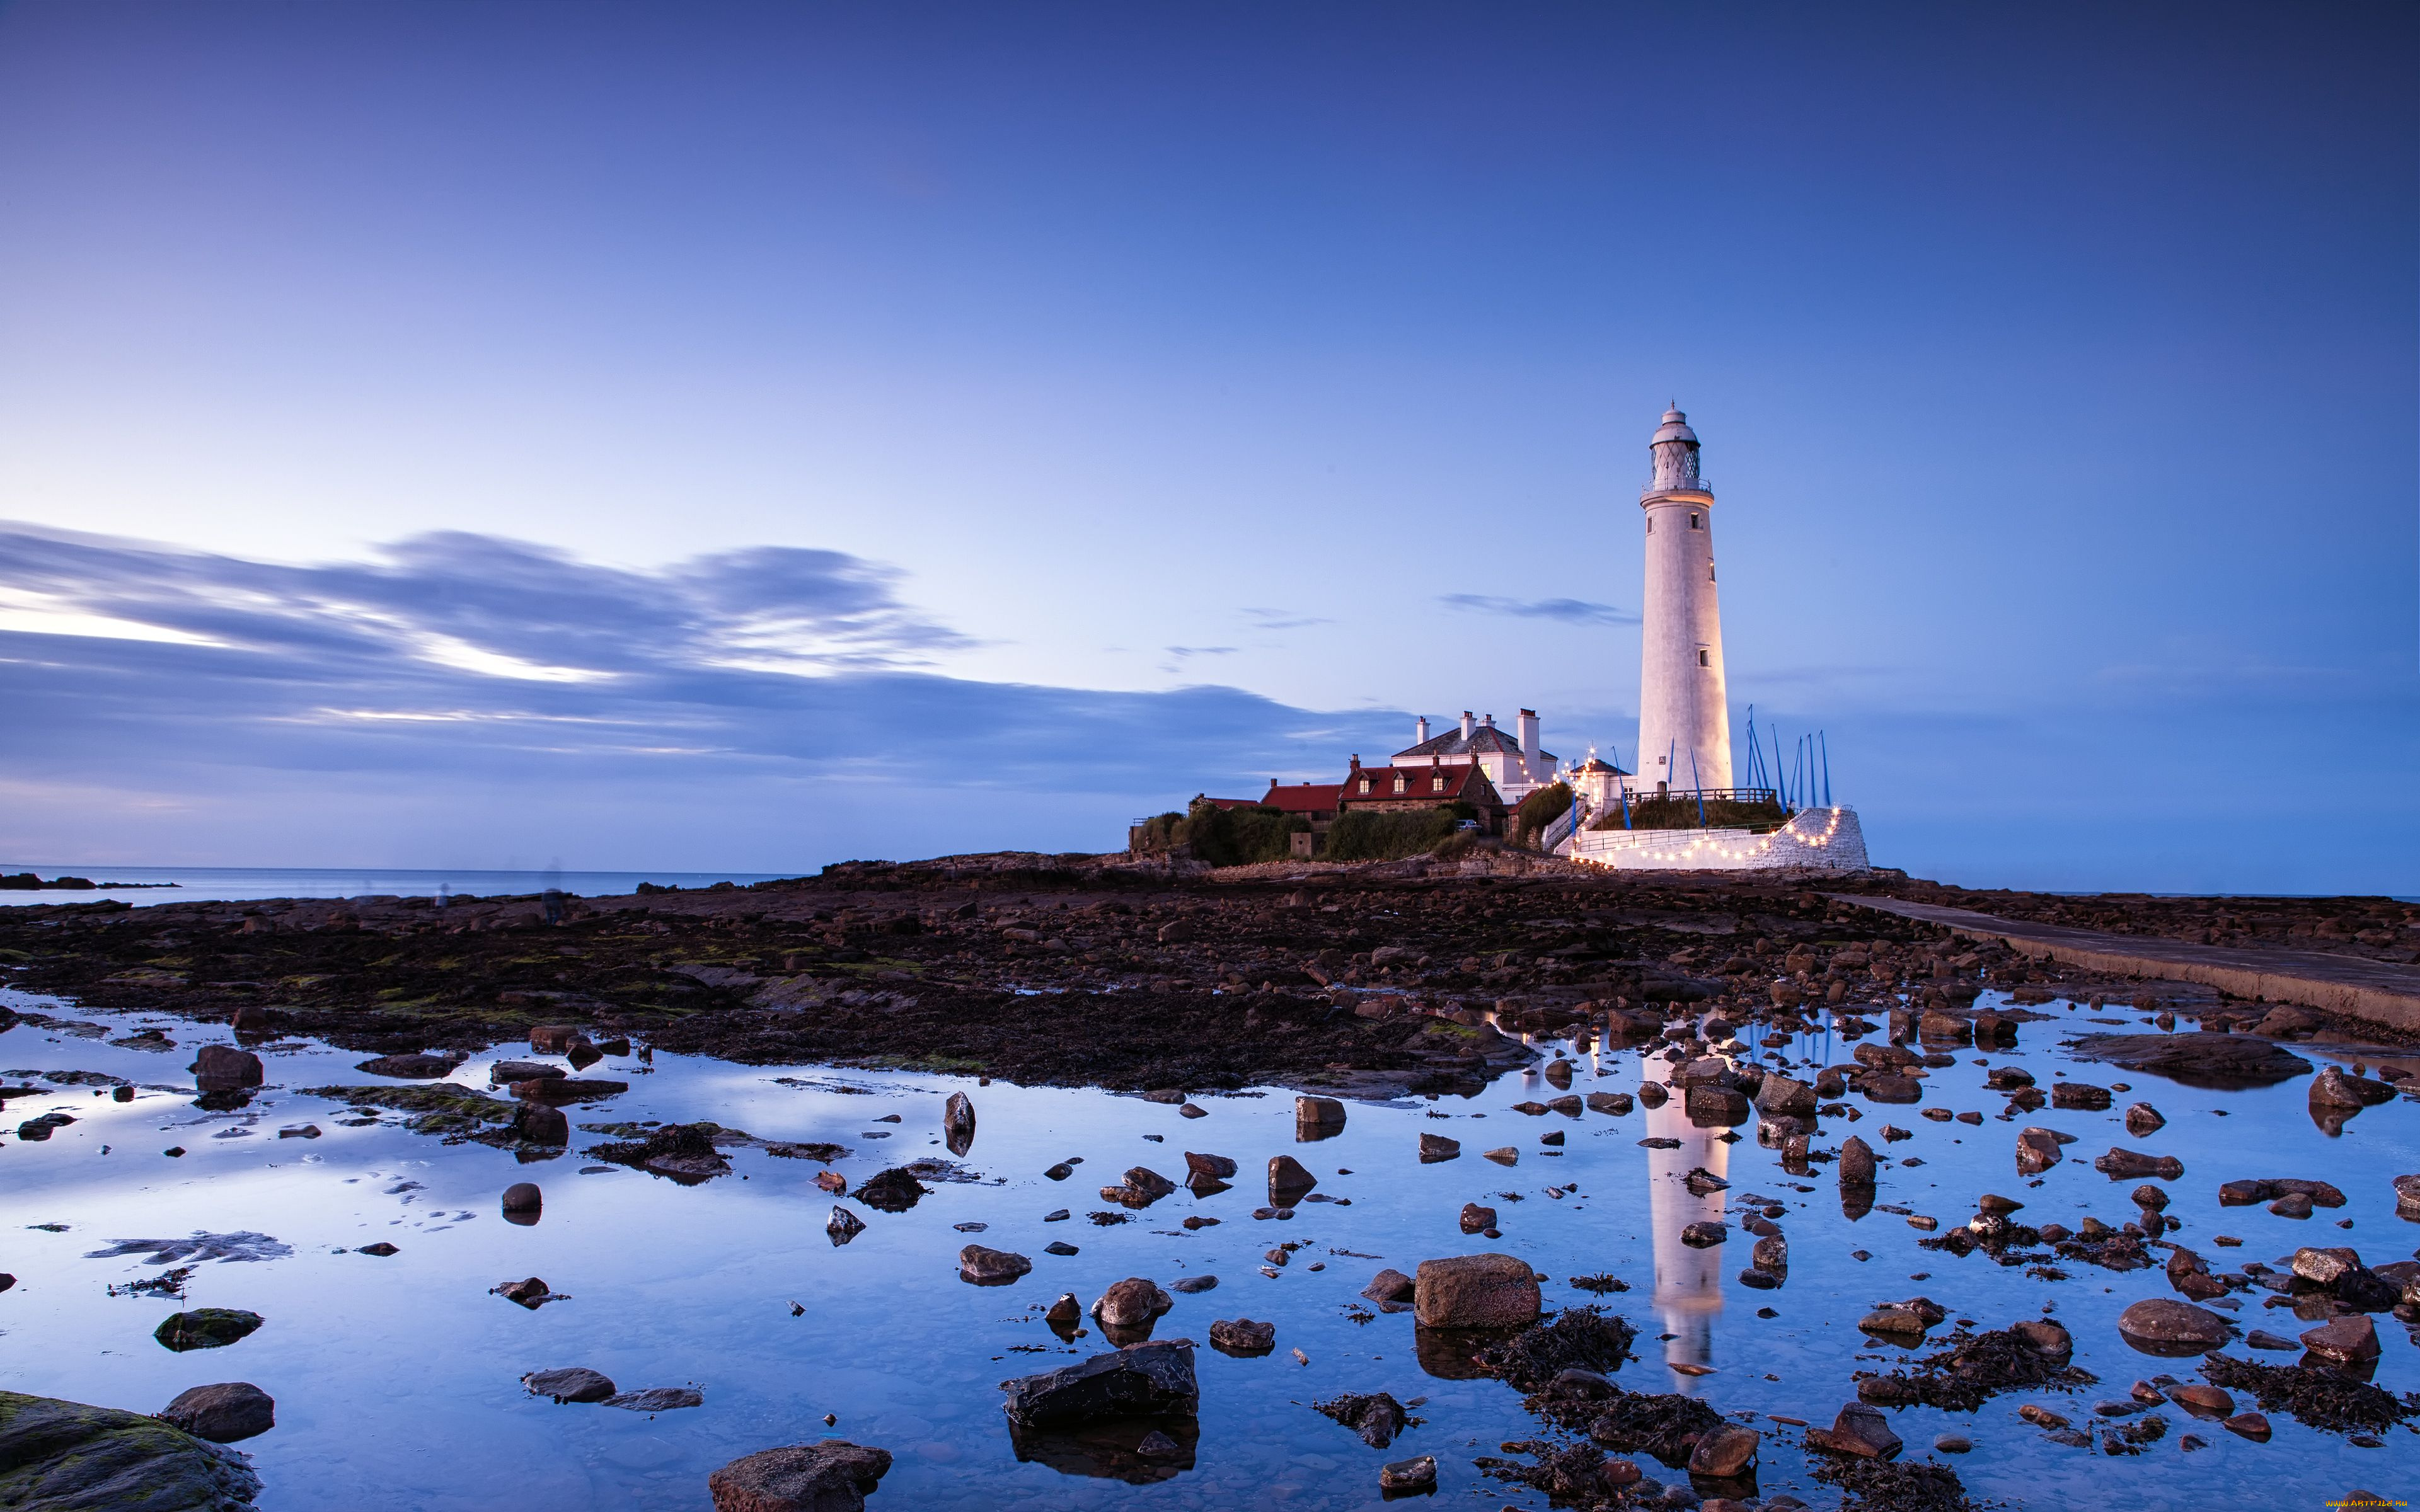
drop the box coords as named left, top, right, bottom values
left=1357, top=779, right=1370, bottom=794
left=1698, top=649, right=1710, bottom=667
left=1392, top=776, right=1405, bottom=793
left=1431, top=776, right=1444, bottom=791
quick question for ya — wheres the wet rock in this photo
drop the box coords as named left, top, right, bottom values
left=501, top=1183, right=542, bottom=1215
left=158, top=1382, right=275, bottom=1443
left=527, top=1024, right=582, bottom=1053
left=1043, top=1162, right=1075, bottom=1181
left=2095, top=1148, right=2184, bottom=1181
left=1092, top=1278, right=1174, bottom=1329
left=2310, top=1065, right=2397, bottom=1109
left=1585, top=1092, right=1632, bottom=1116
left=1100, top=1166, right=1177, bottom=1208
left=2271, top=1192, right=2315, bottom=1219
left=1482, top=1146, right=1519, bottom=1166
left=606, top=1387, right=702, bottom=1412
left=1363, top=1269, right=1415, bottom=1306
left=2292, top=1246, right=2363, bottom=1286
left=826, top=1206, right=865, bottom=1244
left=154, top=1309, right=264, bottom=1351
left=489, top=1060, right=564, bottom=1086
left=1209, top=1317, right=1276, bottom=1356
left=1267, top=1154, right=1318, bottom=1203
left=2050, top=1082, right=2111, bottom=1111
left=1379, top=1455, right=1437, bottom=1494
left=853, top=1166, right=928, bottom=1212
left=2223, top=1411, right=2271, bottom=1441
left=2124, top=1102, right=2167, bottom=1135
left=0, top=1389, right=262, bottom=1508
left=1838, top=1134, right=1876, bottom=1186
left=492, top=1278, right=558, bottom=1309
left=1860, top=1074, right=1922, bottom=1104
left=1168, top=1275, right=1216, bottom=1294
left=1414, top=1252, right=1542, bottom=1329
left=1044, top=1240, right=1079, bottom=1256
left=1687, top=1423, right=1758, bottom=1478
left=1984, top=1066, right=2035, bottom=1091
left=1858, top=1308, right=1930, bottom=1338
left=999, top=1339, right=1198, bottom=1431
left=1751, top=1234, right=1788, bottom=1271
left=2132, top=1184, right=2169, bottom=1211
left=1419, top=1133, right=1461, bottom=1162
left=1679, top=1222, right=1726, bottom=1248
left=355, top=1051, right=463, bottom=1079
left=960, top=1246, right=1032, bottom=1286
left=524, top=1367, right=617, bottom=1403
left=2118, top=1299, right=2232, bottom=1354
left=189, top=1045, right=263, bottom=1091
left=1805, top=1402, right=1902, bottom=1460
left=2167, top=1383, right=2235, bottom=1418
left=512, top=1103, right=569, bottom=1145
left=943, top=1091, right=976, bottom=1154
left=1753, top=1074, right=1816, bottom=1117
left=1460, top=1203, right=1498, bottom=1235
left=1182, top=1151, right=1236, bottom=1181
left=1296, top=1095, right=1347, bottom=1130
left=2300, top=1314, right=2380, bottom=1364
left=708, top=1441, right=892, bottom=1512
left=510, top=1077, right=628, bottom=1106
left=1685, top=1085, right=1751, bottom=1126
left=2066, top=1033, right=2312, bottom=1087
left=357, top=1242, right=398, bottom=1256
left=2015, top=1127, right=2064, bottom=1174
left=1637, top=1082, right=1668, bottom=1108
left=1045, top=1293, right=1082, bottom=1327
left=1314, top=1390, right=1409, bottom=1448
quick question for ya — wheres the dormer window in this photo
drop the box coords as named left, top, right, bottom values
left=1392, top=775, right=1406, bottom=794
left=1357, top=778, right=1371, bottom=794
left=1431, top=776, right=1444, bottom=791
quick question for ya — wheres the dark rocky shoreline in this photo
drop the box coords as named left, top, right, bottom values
left=1, top=854, right=2410, bottom=1096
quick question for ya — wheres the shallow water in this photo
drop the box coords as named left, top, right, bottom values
left=0, top=867, right=783, bottom=908
left=3, top=989, right=2414, bottom=1510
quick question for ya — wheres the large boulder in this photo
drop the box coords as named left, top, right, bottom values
left=708, top=1441, right=893, bottom=1512
left=959, top=1246, right=1032, bottom=1286
left=2066, top=1033, right=2312, bottom=1088
left=1413, top=1252, right=1541, bottom=1329
left=188, top=1046, right=263, bottom=1092
left=2116, top=1298, right=2232, bottom=1355
left=1753, top=1075, right=1816, bottom=1118
left=0, top=1390, right=261, bottom=1509
left=2310, top=1065, right=2397, bottom=1109
left=999, top=1341, right=1199, bottom=1431
left=156, top=1383, right=274, bottom=1444
left=1837, top=1135, right=1876, bottom=1186
left=153, top=1310, right=263, bottom=1353
left=1092, top=1278, right=1173, bottom=1330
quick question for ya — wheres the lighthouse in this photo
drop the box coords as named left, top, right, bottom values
left=1635, top=406, right=1732, bottom=794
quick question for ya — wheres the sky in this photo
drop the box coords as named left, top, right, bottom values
left=0, top=1, right=2412, bottom=892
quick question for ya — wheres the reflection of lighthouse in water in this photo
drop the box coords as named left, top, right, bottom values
left=1644, top=1088, right=1727, bottom=1390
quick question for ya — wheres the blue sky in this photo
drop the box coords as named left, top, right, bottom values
left=0, top=2, right=2411, bottom=891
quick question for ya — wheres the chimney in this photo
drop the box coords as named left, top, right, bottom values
left=1349, top=754, right=1361, bottom=770
left=1415, top=714, right=1429, bottom=744
left=1518, top=708, right=1540, bottom=777
left=1482, top=713, right=1494, bottom=727
left=1459, top=711, right=1474, bottom=739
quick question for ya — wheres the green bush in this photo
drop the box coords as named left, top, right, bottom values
left=1512, top=782, right=1574, bottom=850
left=1323, top=806, right=1466, bottom=861
left=1129, top=811, right=1189, bottom=852
left=1184, top=800, right=1308, bottom=867
left=1589, top=793, right=1789, bottom=833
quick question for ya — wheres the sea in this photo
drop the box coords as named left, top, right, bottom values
left=0, top=866, right=788, bottom=908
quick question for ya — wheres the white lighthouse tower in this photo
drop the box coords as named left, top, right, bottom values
left=1635, top=405, right=1733, bottom=794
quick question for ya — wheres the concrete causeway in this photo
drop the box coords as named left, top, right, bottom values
left=1835, top=894, right=2420, bottom=1035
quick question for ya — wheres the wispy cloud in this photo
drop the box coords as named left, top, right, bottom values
left=1438, top=593, right=1639, bottom=626
left=1240, top=607, right=1333, bottom=632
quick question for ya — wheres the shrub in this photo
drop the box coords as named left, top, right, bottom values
left=1184, top=800, right=1307, bottom=867
left=1324, top=807, right=1463, bottom=861
left=1512, top=782, right=1573, bottom=850
left=1589, top=793, right=1788, bottom=832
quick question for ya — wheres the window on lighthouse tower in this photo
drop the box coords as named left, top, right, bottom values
left=1698, top=649, right=1710, bottom=667
left=1689, top=513, right=1700, bottom=529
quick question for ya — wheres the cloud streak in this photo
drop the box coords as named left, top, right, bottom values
left=1438, top=593, right=1639, bottom=626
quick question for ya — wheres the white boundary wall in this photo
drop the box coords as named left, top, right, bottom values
left=1561, top=806, right=1870, bottom=873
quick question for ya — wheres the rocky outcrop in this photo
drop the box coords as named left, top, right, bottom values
left=998, top=1341, right=1199, bottom=1431
left=708, top=1441, right=892, bottom=1512
left=1413, top=1252, right=1541, bottom=1329
left=0, top=1390, right=260, bottom=1509
left=155, top=1384, right=274, bottom=1445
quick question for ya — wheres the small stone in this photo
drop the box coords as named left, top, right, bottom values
left=523, top=1367, right=616, bottom=1404
left=1379, top=1455, right=1438, bottom=1493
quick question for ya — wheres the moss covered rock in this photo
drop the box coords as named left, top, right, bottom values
left=0, top=1390, right=259, bottom=1509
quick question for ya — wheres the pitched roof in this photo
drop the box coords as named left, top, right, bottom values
left=1340, top=763, right=1495, bottom=805
left=1393, top=724, right=1555, bottom=768
left=1200, top=796, right=1266, bottom=811
left=1260, top=782, right=1342, bottom=815
left=1572, top=755, right=1632, bottom=776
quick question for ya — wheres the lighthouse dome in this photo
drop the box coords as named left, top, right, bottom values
left=1651, top=406, right=1698, bottom=446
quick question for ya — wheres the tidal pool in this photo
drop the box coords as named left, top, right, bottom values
left=3, top=987, right=2414, bottom=1509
